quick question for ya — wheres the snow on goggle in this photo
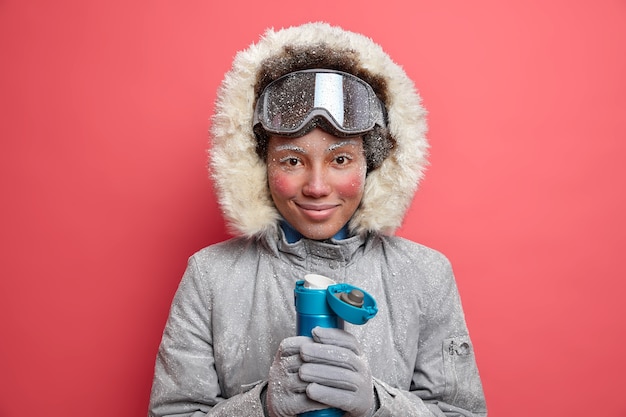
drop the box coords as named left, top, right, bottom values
left=253, top=69, right=386, bottom=137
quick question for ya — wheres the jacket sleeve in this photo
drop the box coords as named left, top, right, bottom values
left=372, top=251, right=488, bottom=417
left=148, top=256, right=266, bottom=417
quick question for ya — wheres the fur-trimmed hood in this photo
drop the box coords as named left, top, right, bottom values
left=209, top=22, right=428, bottom=238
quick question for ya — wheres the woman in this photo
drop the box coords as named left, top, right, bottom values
left=149, top=22, right=487, bottom=417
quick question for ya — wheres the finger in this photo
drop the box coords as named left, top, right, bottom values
left=306, top=382, right=362, bottom=410
left=270, top=356, right=308, bottom=394
left=275, top=392, right=329, bottom=416
left=278, top=335, right=314, bottom=357
left=311, top=327, right=360, bottom=354
left=281, top=352, right=305, bottom=374
left=282, top=371, right=309, bottom=394
left=267, top=387, right=325, bottom=415
left=299, top=363, right=361, bottom=391
left=300, top=342, right=361, bottom=371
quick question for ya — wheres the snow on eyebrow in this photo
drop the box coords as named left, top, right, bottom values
left=327, top=139, right=360, bottom=152
left=273, top=144, right=306, bottom=153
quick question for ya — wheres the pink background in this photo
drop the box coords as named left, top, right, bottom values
left=1, top=1, right=625, bottom=416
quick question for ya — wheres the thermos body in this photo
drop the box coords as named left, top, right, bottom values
left=294, top=277, right=344, bottom=417
left=295, top=281, right=343, bottom=337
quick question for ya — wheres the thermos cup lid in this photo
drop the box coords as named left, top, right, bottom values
left=326, top=283, right=378, bottom=325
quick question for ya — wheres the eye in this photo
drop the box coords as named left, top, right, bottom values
left=333, top=154, right=352, bottom=165
left=278, top=156, right=302, bottom=167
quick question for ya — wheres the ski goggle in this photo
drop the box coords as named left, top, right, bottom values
left=253, top=69, right=386, bottom=138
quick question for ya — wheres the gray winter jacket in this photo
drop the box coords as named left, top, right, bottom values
left=149, top=22, right=487, bottom=416
left=149, top=231, right=486, bottom=416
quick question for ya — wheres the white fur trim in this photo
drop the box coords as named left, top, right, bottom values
left=210, top=22, right=428, bottom=237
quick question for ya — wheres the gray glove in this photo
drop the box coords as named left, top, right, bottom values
left=266, top=335, right=327, bottom=417
left=299, top=327, right=376, bottom=417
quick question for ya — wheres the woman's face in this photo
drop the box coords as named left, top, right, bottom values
left=267, top=128, right=367, bottom=240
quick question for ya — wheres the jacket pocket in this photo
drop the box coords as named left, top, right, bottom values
left=442, top=336, right=487, bottom=413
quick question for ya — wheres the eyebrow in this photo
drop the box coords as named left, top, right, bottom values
left=272, top=139, right=360, bottom=154
left=273, top=144, right=306, bottom=153
left=327, top=140, right=360, bottom=152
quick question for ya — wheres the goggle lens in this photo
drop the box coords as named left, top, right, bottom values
left=254, top=70, right=385, bottom=137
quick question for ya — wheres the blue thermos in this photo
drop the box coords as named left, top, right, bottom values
left=294, top=274, right=378, bottom=417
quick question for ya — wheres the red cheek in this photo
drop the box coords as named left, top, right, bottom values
left=268, top=171, right=294, bottom=195
left=335, top=172, right=365, bottom=197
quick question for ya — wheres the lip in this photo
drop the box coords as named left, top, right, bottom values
left=295, top=202, right=340, bottom=220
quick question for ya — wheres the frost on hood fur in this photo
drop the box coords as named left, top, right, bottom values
left=209, top=22, right=428, bottom=238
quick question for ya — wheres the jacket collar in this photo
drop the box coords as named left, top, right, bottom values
left=263, top=227, right=369, bottom=269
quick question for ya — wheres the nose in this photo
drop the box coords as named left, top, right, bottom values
left=302, top=166, right=331, bottom=198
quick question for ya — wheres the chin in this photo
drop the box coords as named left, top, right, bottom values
left=299, top=224, right=341, bottom=241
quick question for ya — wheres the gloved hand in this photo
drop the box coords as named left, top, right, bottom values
left=266, top=335, right=327, bottom=417
left=299, top=327, right=376, bottom=417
